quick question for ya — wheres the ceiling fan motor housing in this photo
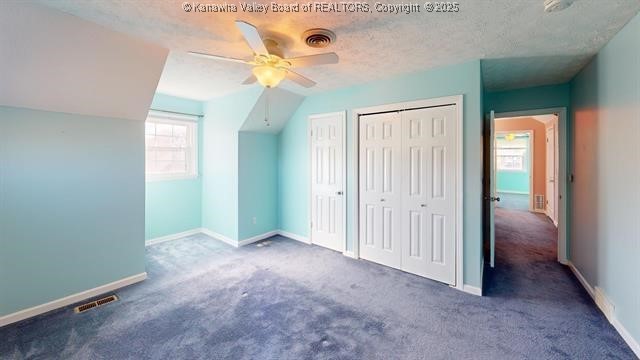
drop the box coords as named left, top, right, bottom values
left=302, top=28, right=336, bottom=48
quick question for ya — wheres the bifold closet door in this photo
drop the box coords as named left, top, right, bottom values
left=358, top=112, right=402, bottom=268
left=401, top=106, right=457, bottom=285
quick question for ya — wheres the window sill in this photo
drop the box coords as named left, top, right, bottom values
left=496, top=169, right=528, bottom=173
left=145, top=174, right=199, bottom=183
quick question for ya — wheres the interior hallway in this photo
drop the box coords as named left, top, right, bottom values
left=1, top=225, right=635, bottom=359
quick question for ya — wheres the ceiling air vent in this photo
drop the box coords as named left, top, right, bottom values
left=74, top=295, right=119, bottom=313
left=302, top=28, right=336, bottom=48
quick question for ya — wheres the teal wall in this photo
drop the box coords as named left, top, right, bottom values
left=496, top=135, right=531, bottom=194
left=497, top=172, right=529, bottom=194
left=0, top=106, right=145, bottom=316
left=145, top=94, right=204, bottom=240
left=278, top=60, right=484, bottom=288
left=484, top=83, right=571, bottom=114
left=150, top=93, right=204, bottom=116
left=201, top=87, right=263, bottom=240
left=238, top=132, right=279, bottom=240
left=570, top=14, right=640, bottom=346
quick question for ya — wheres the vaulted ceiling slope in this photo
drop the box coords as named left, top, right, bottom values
left=31, top=1, right=640, bottom=100
left=241, top=88, right=305, bottom=134
left=0, top=2, right=168, bottom=121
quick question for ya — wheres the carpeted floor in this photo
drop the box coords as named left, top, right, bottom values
left=1, top=210, right=635, bottom=359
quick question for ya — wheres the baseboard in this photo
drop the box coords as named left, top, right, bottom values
left=0, top=272, right=147, bottom=328
left=277, top=230, right=311, bottom=244
left=567, top=261, right=595, bottom=298
left=594, top=286, right=615, bottom=323
left=238, top=230, right=279, bottom=247
left=200, top=228, right=237, bottom=247
left=612, top=317, right=640, bottom=358
left=199, top=228, right=281, bottom=248
left=343, top=250, right=357, bottom=259
left=566, top=261, right=639, bottom=358
left=150, top=228, right=305, bottom=248
left=462, top=284, right=482, bottom=296
left=145, top=228, right=202, bottom=246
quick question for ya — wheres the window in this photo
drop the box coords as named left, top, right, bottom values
left=496, top=148, right=526, bottom=171
left=145, top=115, right=197, bottom=181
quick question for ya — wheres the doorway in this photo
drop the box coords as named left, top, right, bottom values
left=484, top=109, right=567, bottom=268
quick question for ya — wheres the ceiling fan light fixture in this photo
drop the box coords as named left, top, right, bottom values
left=544, top=0, right=573, bottom=12
left=252, top=65, right=286, bottom=88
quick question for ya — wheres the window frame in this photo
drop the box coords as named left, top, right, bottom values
left=496, top=147, right=527, bottom=172
left=145, top=113, right=199, bottom=182
left=494, top=132, right=530, bottom=173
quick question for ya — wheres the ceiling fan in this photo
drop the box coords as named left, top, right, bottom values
left=188, top=21, right=339, bottom=89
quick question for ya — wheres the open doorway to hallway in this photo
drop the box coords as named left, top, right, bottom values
left=483, top=108, right=567, bottom=269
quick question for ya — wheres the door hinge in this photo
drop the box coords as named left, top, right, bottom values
left=310, top=221, right=313, bottom=229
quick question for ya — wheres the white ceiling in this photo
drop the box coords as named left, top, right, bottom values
left=240, top=88, right=305, bottom=134
left=0, top=2, right=168, bottom=121
left=34, top=0, right=640, bottom=100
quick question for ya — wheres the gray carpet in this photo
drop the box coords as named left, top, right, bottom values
left=1, top=210, right=635, bottom=359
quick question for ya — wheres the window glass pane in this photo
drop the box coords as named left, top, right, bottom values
left=145, top=135, right=156, bottom=147
left=156, top=123, right=172, bottom=136
left=155, top=135, right=172, bottom=147
left=173, top=149, right=186, bottom=161
left=173, top=125, right=187, bottom=138
left=145, top=118, right=196, bottom=179
left=145, top=123, right=156, bottom=135
left=156, top=150, right=173, bottom=161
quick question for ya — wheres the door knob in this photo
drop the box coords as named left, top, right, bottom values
left=420, top=204, right=427, bottom=207
left=491, top=196, right=500, bottom=202
left=380, top=198, right=386, bottom=202
left=336, top=191, right=343, bottom=195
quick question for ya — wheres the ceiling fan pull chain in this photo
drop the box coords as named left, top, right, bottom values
left=264, top=88, right=270, bottom=127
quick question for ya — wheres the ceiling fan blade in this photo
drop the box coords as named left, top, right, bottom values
left=286, top=70, right=316, bottom=88
left=188, top=51, right=251, bottom=64
left=285, top=53, right=339, bottom=68
left=235, top=20, right=269, bottom=56
left=242, top=74, right=257, bottom=85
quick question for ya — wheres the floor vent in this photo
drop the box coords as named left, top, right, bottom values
left=256, top=240, right=272, bottom=247
left=74, top=295, right=118, bottom=313
left=535, top=194, right=545, bottom=210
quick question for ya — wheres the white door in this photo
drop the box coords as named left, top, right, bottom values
left=546, top=125, right=556, bottom=224
left=359, top=112, right=402, bottom=268
left=400, top=106, right=457, bottom=284
left=488, top=110, right=497, bottom=268
left=310, top=112, right=345, bottom=252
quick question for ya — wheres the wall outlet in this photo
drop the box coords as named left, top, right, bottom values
left=252, top=217, right=257, bottom=225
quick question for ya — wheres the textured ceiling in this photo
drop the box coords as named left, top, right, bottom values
left=34, top=0, right=640, bottom=100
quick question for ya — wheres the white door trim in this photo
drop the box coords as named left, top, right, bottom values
left=308, top=111, right=347, bottom=252
left=494, top=108, right=568, bottom=264
left=351, top=95, right=464, bottom=290
left=494, top=129, right=534, bottom=212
